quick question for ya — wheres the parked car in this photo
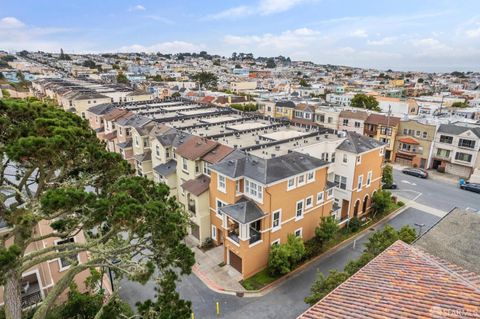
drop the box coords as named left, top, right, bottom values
left=382, top=182, right=397, bottom=189
left=402, top=168, right=428, bottom=178
left=459, top=182, right=480, bottom=194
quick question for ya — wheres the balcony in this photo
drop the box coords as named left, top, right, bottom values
left=21, top=273, right=42, bottom=309
left=228, top=229, right=240, bottom=243
left=249, top=227, right=261, bottom=245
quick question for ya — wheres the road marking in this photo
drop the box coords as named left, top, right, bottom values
left=401, top=180, right=416, bottom=186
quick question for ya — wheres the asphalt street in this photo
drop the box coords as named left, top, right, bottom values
left=119, top=169, right=479, bottom=318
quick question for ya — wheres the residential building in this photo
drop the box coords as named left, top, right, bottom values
left=431, top=123, right=480, bottom=178
left=209, top=152, right=334, bottom=278
left=292, top=103, right=316, bottom=127
left=298, top=241, right=480, bottom=319
left=314, top=106, right=340, bottom=130
left=393, top=119, right=437, bottom=169
left=274, top=101, right=296, bottom=120
left=364, top=113, right=400, bottom=161
left=338, top=110, right=369, bottom=134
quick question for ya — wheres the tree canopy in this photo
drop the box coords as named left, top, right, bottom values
left=451, top=101, right=469, bottom=108
left=192, top=72, right=217, bottom=90
left=0, top=98, right=194, bottom=319
left=116, top=71, right=129, bottom=84
left=350, top=94, right=381, bottom=112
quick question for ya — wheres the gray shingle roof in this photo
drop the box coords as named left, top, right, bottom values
left=153, top=160, right=177, bottom=177
left=414, top=207, right=480, bottom=275
left=437, top=124, right=480, bottom=138
left=87, top=103, right=117, bottom=115
left=337, top=131, right=384, bottom=154
left=212, top=151, right=328, bottom=184
left=220, top=198, right=265, bottom=224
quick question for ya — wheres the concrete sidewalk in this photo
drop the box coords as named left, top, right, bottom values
left=185, top=236, right=245, bottom=294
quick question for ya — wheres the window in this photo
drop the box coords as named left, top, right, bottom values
left=271, top=239, right=280, bottom=246
left=155, top=145, right=160, bottom=157
left=422, top=132, right=428, bottom=139
left=343, top=119, right=349, bottom=126
left=211, top=225, right=217, bottom=240
left=327, top=188, right=333, bottom=198
left=356, top=156, right=361, bottom=164
left=218, top=174, right=226, bottom=192
left=331, top=153, right=335, bottom=162
left=245, top=179, right=263, bottom=201
left=305, top=196, right=313, bottom=209
left=135, top=137, right=139, bottom=146
left=380, top=147, right=385, bottom=156
left=342, top=154, right=348, bottom=163
left=236, top=180, right=242, bottom=193
left=415, top=130, right=421, bottom=137
left=317, top=192, right=324, bottom=204
left=297, top=174, right=305, bottom=186
left=403, top=128, right=408, bottom=135
left=408, top=129, right=414, bottom=136
left=367, top=171, right=372, bottom=187
left=357, top=175, right=363, bottom=191
left=294, top=228, right=302, bottom=238
left=203, top=162, right=211, bottom=176
left=436, top=148, right=450, bottom=158
left=354, top=121, right=360, bottom=128
left=296, top=200, right=304, bottom=219
left=216, top=199, right=225, bottom=216
left=307, top=171, right=315, bottom=183
left=272, top=210, right=281, bottom=230
left=334, top=175, right=347, bottom=190
left=458, top=139, right=476, bottom=149
left=287, top=178, right=295, bottom=190
left=56, top=238, right=78, bottom=270
left=328, top=117, right=333, bottom=124
left=439, top=135, right=453, bottom=144
left=182, top=157, right=188, bottom=171
left=455, top=152, right=473, bottom=162
left=166, top=149, right=170, bottom=158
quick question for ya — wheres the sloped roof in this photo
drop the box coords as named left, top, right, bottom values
left=298, top=241, right=480, bottom=319
left=220, top=197, right=265, bottom=224
left=337, top=131, right=384, bottom=154
left=175, top=136, right=218, bottom=161
left=87, top=103, right=117, bottom=115
left=275, top=100, right=296, bottom=108
left=153, top=160, right=176, bottom=177
left=414, top=207, right=480, bottom=276
left=365, top=113, right=401, bottom=126
left=202, top=144, right=234, bottom=164
left=181, top=174, right=210, bottom=196
left=211, top=151, right=328, bottom=185
left=438, top=124, right=480, bottom=138
left=399, top=137, right=420, bottom=145
left=339, top=109, right=369, bottom=121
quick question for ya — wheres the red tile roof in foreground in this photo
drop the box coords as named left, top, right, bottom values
left=298, top=241, right=480, bottom=319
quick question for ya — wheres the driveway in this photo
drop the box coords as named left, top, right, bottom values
left=119, top=207, right=442, bottom=319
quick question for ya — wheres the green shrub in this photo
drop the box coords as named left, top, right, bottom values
left=347, top=217, right=361, bottom=233
left=268, top=234, right=305, bottom=276
left=397, top=201, right=405, bottom=207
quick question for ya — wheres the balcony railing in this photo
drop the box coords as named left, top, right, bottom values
left=249, top=228, right=261, bottom=244
left=228, top=230, right=240, bottom=243
left=21, top=290, right=42, bottom=309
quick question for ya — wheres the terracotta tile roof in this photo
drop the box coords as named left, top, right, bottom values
left=399, top=137, right=420, bottom=145
left=181, top=175, right=210, bottom=196
left=175, top=136, right=218, bottom=160
left=339, top=110, right=369, bottom=121
left=104, top=131, right=117, bottom=140
left=365, top=113, right=401, bottom=126
left=202, top=144, right=234, bottom=164
left=298, top=241, right=480, bottom=319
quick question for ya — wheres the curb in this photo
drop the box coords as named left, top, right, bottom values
left=192, top=203, right=410, bottom=297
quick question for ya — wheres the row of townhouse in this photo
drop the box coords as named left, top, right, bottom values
left=86, top=100, right=387, bottom=279
left=261, top=99, right=480, bottom=178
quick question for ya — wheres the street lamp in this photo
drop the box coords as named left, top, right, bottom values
left=414, top=223, right=425, bottom=237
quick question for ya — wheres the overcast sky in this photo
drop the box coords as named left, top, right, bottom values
left=1, top=0, right=480, bottom=72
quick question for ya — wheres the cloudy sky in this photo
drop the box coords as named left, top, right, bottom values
left=1, top=0, right=480, bottom=72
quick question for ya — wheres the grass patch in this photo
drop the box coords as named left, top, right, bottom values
left=240, top=269, right=279, bottom=290
left=241, top=203, right=403, bottom=290
left=218, top=261, right=226, bottom=267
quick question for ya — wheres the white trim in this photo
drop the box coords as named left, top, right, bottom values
left=226, top=236, right=240, bottom=247
left=271, top=239, right=281, bottom=246
left=217, top=174, right=227, bottom=193
left=211, top=225, right=217, bottom=241
left=357, top=175, right=363, bottom=192
left=249, top=240, right=263, bottom=248
left=306, top=170, right=315, bottom=183
left=271, top=209, right=282, bottom=232
left=295, top=199, right=304, bottom=220
left=287, top=177, right=296, bottom=191
left=215, top=198, right=227, bottom=218
left=297, top=174, right=306, bottom=186
left=294, top=227, right=303, bottom=238
left=54, top=237, right=80, bottom=272
left=366, top=170, right=372, bottom=187
left=316, top=191, right=324, bottom=204
left=305, top=195, right=313, bottom=209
